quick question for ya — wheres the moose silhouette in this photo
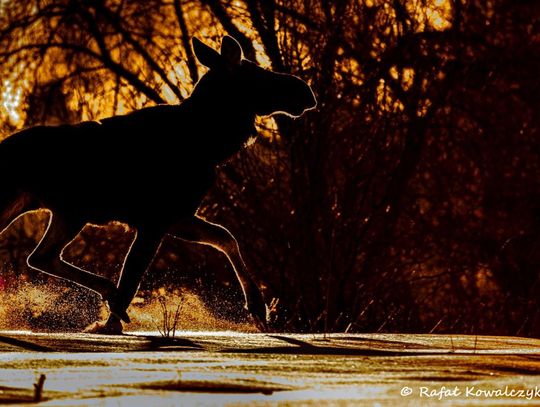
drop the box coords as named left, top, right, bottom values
left=0, top=36, right=316, bottom=334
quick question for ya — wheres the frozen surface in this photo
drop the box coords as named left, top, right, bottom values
left=0, top=331, right=539, bottom=405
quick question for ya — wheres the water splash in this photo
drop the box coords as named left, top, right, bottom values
left=0, top=283, right=256, bottom=332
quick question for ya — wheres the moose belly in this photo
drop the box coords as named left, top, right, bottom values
left=7, top=124, right=218, bottom=226
left=32, top=161, right=215, bottom=226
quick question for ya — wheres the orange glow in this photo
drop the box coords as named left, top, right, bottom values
left=1, top=80, right=22, bottom=125
left=377, top=79, right=405, bottom=113
left=0, top=0, right=454, bottom=130
left=408, top=0, right=453, bottom=31
left=426, top=0, right=452, bottom=30
left=389, top=66, right=415, bottom=91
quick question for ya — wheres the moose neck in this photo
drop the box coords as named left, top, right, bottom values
left=185, top=79, right=256, bottom=162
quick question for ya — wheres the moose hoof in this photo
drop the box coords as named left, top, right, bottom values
left=106, top=303, right=131, bottom=324
left=84, top=319, right=123, bottom=335
left=250, top=313, right=268, bottom=332
left=102, top=293, right=131, bottom=323
left=245, top=299, right=269, bottom=332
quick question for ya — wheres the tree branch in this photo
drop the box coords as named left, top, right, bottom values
left=201, top=0, right=257, bottom=61
left=76, top=3, right=166, bottom=104
left=174, top=0, right=199, bottom=84
left=93, top=2, right=184, bottom=101
left=245, top=0, right=284, bottom=70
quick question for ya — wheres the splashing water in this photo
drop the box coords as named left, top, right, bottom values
left=0, top=283, right=256, bottom=332
left=126, top=291, right=257, bottom=333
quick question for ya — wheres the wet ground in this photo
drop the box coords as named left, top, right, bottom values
left=0, top=331, right=539, bottom=405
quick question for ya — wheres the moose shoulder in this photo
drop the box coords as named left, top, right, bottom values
left=0, top=36, right=316, bottom=334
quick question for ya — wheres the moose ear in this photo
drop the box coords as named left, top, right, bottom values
left=192, top=37, right=222, bottom=69
left=220, top=36, right=242, bottom=66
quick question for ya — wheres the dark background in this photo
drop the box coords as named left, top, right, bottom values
left=1, top=0, right=540, bottom=336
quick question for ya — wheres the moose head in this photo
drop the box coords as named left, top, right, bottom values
left=192, top=36, right=317, bottom=118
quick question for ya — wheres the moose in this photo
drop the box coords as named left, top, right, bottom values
left=0, top=36, right=316, bottom=334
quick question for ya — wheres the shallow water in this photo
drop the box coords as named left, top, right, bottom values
left=0, top=332, right=539, bottom=405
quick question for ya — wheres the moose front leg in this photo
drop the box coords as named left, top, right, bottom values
left=168, top=216, right=268, bottom=331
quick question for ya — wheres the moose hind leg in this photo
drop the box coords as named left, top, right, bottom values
left=168, top=216, right=268, bottom=331
left=26, top=211, right=124, bottom=321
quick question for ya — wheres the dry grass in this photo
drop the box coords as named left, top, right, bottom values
left=155, top=295, right=182, bottom=338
